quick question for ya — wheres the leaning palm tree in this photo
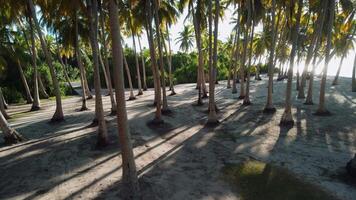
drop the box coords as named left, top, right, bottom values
left=28, top=14, right=40, bottom=111
left=175, top=25, right=195, bottom=52
left=86, top=0, right=109, bottom=147
left=28, top=0, right=64, bottom=122
left=352, top=53, right=356, bottom=92
left=315, top=0, right=335, bottom=115
left=0, top=88, right=10, bottom=119
left=108, top=0, right=139, bottom=196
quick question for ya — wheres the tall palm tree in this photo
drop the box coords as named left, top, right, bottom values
left=352, top=53, right=356, bottom=92
left=123, top=51, right=136, bottom=100
left=243, top=0, right=254, bottom=106
left=280, top=0, right=303, bottom=126
left=28, top=14, right=40, bottom=111
left=315, top=0, right=335, bottom=115
left=86, top=0, right=109, bottom=147
left=138, top=36, right=148, bottom=91
left=0, top=88, right=10, bottom=119
left=232, top=3, right=242, bottom=94
left=263, top=0, right=277, bottom=113
left=28, top=0, right=64, bottom=122
left=108, top=0, right=139, bottom=196
left=207, top=0, right=219, bottom=125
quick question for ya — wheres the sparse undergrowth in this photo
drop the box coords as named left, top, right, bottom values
left=222, top=160, right=338, bottom=200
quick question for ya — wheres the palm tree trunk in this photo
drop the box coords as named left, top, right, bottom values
left=58, top=54, right=77, bottom=95
left=263, top=0, right=277, bottom=113
left=138, top=36, right=147, bottom=91
left=207, top=0, right=219, bottom=125
left=28, top=0, right=64, bottom=122
left=16, top=60, right=33, bottom=104
left=146, top=0, right=162, bottom=122
left=29, top=15, right=40, bottom=111
left=316, top=0, right=335, bottom=115
left=305, top=46, right=319, bottom=105
left=352, top=53, right=356, bottom=92
left=165, top=23, right=176, bottom=95
left=123, top=54, right=136, bottom=100
left=332, top=55, right=345, bottom=85
left=243, top=2, right=254, bottom=106
left=108, top=1, right=140, bottom=196
left=280, top=0, right=303, bottom=126
left=232, top=3, right=241, bottom=94
left=0, top=110, right=24, bottom=145
left=87, top=0, right=108, bottom=147
left=98, top=52, right=110, bottom=90
left=99, top=9, right=116, bottom=114
left=38, top=74, right=49, bottom=99
left=0, top=88, right=10, bottom=119
left=130, top=21, right=143, bottom=96
left=75, top=11, right=88, bottom=111
left=152, top=0, right=170, bottom=113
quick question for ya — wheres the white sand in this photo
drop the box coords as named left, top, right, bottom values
left=0, top=75, right=355, bottom=200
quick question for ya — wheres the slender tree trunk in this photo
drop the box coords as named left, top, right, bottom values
left=152, top=0, right=170, bottom=113
left=16, top=60, right=33, bottom=104
left=207, top=0, right=219, bottom=125
left=83, top=66, right=93, bottom=99
left=75, top=11, right=88, bottom=111
left=29, top=15, right=40, bottom=111
left=138, top=36, right=147, bottom=91
left=232, top=4, right=241, bottom=94
left=352, top=53, right=356, bottom=92
left=305, top=46, right=319, bottom=105
left=280, top=0, right=303, bottom=126
left=243, top=2, right=253, bottom=106
left=123, top=54, right=136, bottom=100
left=165, top=23, right=176, bottom=95
left=98, top=52, right=110, bottom=90
left=162, top=32, right=176, bottom=96
left=130, top=21, right=143, bottom=96
left=2, top=90, right=8, bottom=109
left=332, top=55, right=345, bottom=85
left=87, top=0, right=108, bottom=147
left=0, top=110, right=24, bottom=145
left=0, top=88, right=10, bottom=119
left=28, top=0, right=64, bottom=122
left=38, top=74, right=49, bottom=99
left=263, top=0, right=277, bottom=113
left=316, top=0, right=334, bottom=115
left=108, top=1, right=139, bottom=197
left=146, top=0, right=162, bottom=122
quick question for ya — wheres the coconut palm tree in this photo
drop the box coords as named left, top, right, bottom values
left=28, top=0, right=64, bottom=122
left=0, top=88, right=10, bottom=119
left=28, top=14, right=40, bottom=111
left=176, top=25, right=195, bottom=52
left=315, top=0, right=335, bottom=115
left=352, top=53, right=356, bottom=92
left=86, top=0, right=108, bottom=147
left=108, top=0, right=139, bottom=196
left=137, top=36, right=148, bottom=91
left=280, top=0, right=303, bottom=126
left=123, top=51, right=136, bottom=101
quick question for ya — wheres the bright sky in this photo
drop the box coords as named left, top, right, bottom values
left=123, top=7, right=356, bottom=78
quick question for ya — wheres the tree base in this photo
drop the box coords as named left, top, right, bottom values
left=242, top=100, right=252, bottom=106
left=206, top=119, right=219, bottom=127
left=196, top=99, right=204, bottom=106
left=227, top=85, right=231, bottom=89
left=169, top=91, right=176, bottom=96
left=90, top=118, right=99, bottom=127
left=26, top=100, right=33, bottom=104
left=147, top=118, right=164, bottom=128
left=50, top=115, right=64, bottom=123
left=110, top=109, right=117, bottom=116
left=128, top=96, right=136, bottom=101
left=263, top=107, right=276, bottom=114
left=202, top=94, right=208, bottom=99
left=30, top=105, right=41, bottom=111
left=232, top=88, right=237, bottom=94
left=280, top=119, right=295, bottom=127
left=3, top=131, right=25, bottom=145
left=79, top=106, right=89, bottom=111
left=137, top=91, right=143, bottom=96
left=238, top=95, right=245, bottom=100
left=86, top=95, right=93, bottom=100
left=96, top=136, right=109, bottom=149
left=314, top=109, right=332, bottom=116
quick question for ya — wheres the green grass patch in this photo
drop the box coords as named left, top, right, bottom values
left=222, top=160, right=338, bottom=200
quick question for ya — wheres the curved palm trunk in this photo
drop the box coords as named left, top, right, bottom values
left=108, top=0, right=139, bottom=196
left=29, top=15, right=40, bottom=111
left=0, top=110, right=24, bottom=145
left=28, top=0, right=63, bottom=122
left=263, top=0, right=277, bottom=113
left=152, top=0, right=169, bottom=113
left=352, top=53, right=356, bottom=92
left=75, top=11, right=88, bottom=111
left=17, top=60, right=33, bottom=104
left=123, top=55, right=136, bottom=100
left=316, top=0, right=335, bottom=115
left=138, top=36, right=147, bottom=91
left=87, top=0, right=108, bottom=147
left=280, top=0, right=303, bottom=126
left=0, top=88, right=10, bottom=119
left=332, top=55, right=345, bottom=85
left=38, top=74, right=49, bottom=99
left=207, top=0, right=219, bottom=125
left=99, top=10, right=116, bottom=114
left=98, top=53, right=110, bottom=90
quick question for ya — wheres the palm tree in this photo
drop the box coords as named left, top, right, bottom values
left=176, top=25, right=195, bottom=52
left=315, top=0, right=335, bottom=115
left=263, top=0, right=277, bottom=113
left=207, top=0, right=219, bottom=125
left=123, top=51, right=136, bottom=100
left=28, top=0, right=64, bottom=122
left=28, top=14, right=40, bottom=111
left=137, top=36, right=148, bottom=91
left=232, top=3, right=242, bottom=94
left=352, top=53, right=356, bottom=92
left=243, top=0, right=254, bottom=106
left=280, top=0, right=303, bottom=126
left=0, top=88, right=10, bottom=119
left=164, top=22, right=177, bottom=95
left=108, top=0, right=139, bottom=196
left=86, top=0, right=108, bottom=147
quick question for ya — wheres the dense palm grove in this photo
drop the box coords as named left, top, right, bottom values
left=0, top=0, right=355, bottom=198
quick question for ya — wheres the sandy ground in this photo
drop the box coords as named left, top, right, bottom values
left=0, top=75, right=355, bottom=200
